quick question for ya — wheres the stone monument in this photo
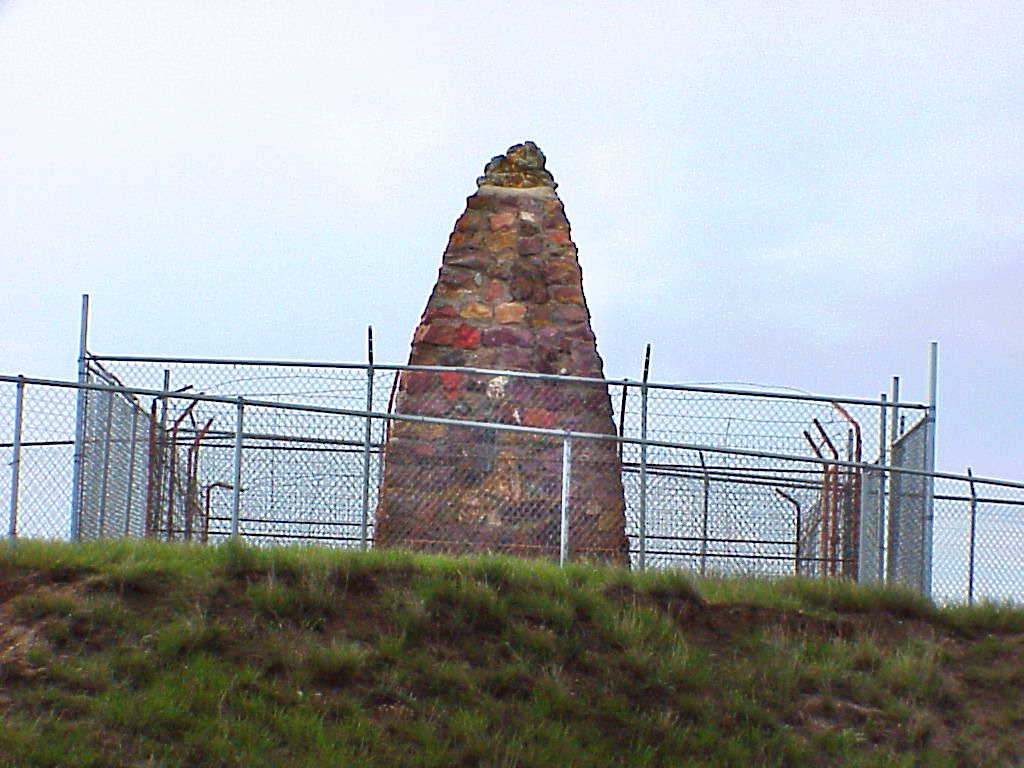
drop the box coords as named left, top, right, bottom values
left=374, top=141, right=628, bottom=563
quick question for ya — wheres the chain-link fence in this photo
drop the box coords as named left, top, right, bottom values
left=3, top=370, right=1022, bottom=604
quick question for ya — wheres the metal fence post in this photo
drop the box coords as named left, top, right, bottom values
left=70, top=294, right=90, bottom=540
left=560, top=432, right=572, bottom=567
left=616, top=383, right=628, bottom=462
left=886, top=376, right=899, bottom=587
left=8, top=377, right=25, bottom=540
left=360, top=327, right=374, bottom=551
left=922, top=342, right=938, bottom=597
left=638, top=344, right=651, bottom=571
left=231, top=397, right=244, bottom=539
left=967, top=468, right=977, bottom=605
left=877, top=393, right=888, bottom=582
left=123, top=407, right=139, bottom=536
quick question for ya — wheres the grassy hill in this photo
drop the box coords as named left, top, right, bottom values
left=1, top=541, right=1022, bottom=767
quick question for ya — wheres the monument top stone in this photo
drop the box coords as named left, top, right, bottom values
left=476, top=141, right=557, bottom=190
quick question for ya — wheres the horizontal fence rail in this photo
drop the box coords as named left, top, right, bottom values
left=2, top=369, right=1022, bottom=605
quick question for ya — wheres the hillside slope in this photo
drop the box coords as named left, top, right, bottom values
left=1, top=541, right=1022, bottom=767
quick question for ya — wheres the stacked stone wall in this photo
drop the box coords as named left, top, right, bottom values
left=375, top=143, right=628, bottom=563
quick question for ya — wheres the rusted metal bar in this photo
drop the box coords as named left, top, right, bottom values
left=774, top=488, right=802, bottom=575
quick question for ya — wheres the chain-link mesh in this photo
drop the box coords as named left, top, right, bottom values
left=1, top=380, right=78, bottom=539
left=858, top=468, right=884, bottom=583
left=77, top=383, right=153, bottom=540
left=3, top=366, right=1022, bottom=604
left=887, top=416, right=930, bottom=592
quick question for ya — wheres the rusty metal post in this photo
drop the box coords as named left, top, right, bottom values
left=775, top=488, right=802, bottom=576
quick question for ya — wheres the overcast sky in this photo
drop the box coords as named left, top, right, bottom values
left=1, top=1, right=1021, bottom=479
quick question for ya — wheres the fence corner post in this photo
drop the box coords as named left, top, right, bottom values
left=69, top=294, right=90, bottom=540
left=8, top=376, right=25, bottom=541
left=922, top=342, right=938, bottom=597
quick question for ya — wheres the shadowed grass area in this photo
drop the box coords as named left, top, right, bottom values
left=0, top=539, right=1022, bottom=767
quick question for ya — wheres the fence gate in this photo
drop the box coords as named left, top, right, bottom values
left=886, top=417, right=932, bottom=593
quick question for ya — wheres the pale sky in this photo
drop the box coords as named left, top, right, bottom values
left=2, top=1, right=1022, bottom=479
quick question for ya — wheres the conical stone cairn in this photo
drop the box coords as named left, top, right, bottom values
left=375, top=142, right=628, bottom=563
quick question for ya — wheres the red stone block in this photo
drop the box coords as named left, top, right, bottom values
left=548, top=230, right=572, bottom=246
left=483, top=279, right=508, bottom=302
left=401, top=370, right=436, bottom=394
left=440, top=371, right=465, bottom=392
left=420, top=323, right=457, bottom=347
left=422, top=305, right=459, bottom=322
left=522, top=407, right=557, bottom=428
left=452, top=324, right=481, bottom=349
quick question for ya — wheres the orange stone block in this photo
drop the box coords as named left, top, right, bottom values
left=487, top=230, right=518, bottom=252
left=522, top=407, right=557, bottom=428
left=459, top=302, right=493, bottom=320
left=495, top=302, right=527, bottom=324
left=489, top=211, right=516, bottom=230
left=551, top=286, right=584, bottom=304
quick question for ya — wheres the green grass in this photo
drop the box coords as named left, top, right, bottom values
left=1, top=539, right=1022, bottom=767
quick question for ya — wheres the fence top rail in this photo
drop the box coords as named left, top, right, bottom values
left=3, top=373, right=1018, bottom=491
left=86, top=354, right=929, bottom=410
